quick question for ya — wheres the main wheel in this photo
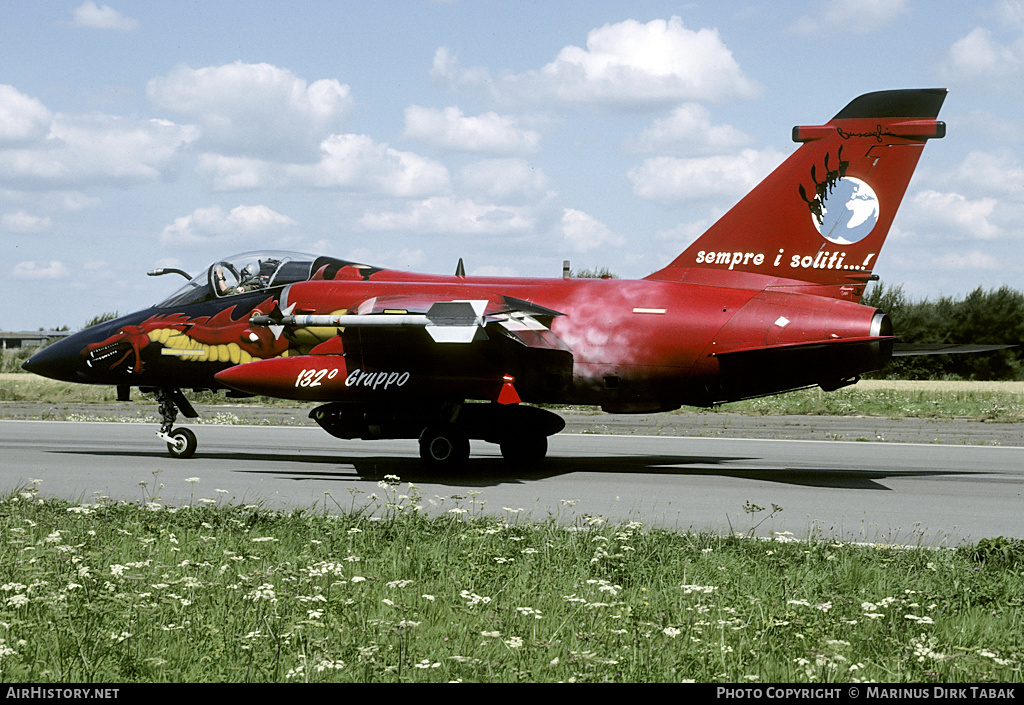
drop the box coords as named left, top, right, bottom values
left=500, top=435, right=548, bottom=465
left=166, top=427, right=197, bottom=459
left=419, top=425, right=470, bottom=468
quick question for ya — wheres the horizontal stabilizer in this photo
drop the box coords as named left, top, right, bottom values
left=709, top=336, right=895, bottom=404
left=717, top=335, right=895, bottom=357
left=892, top=343, right=1017, bottom=357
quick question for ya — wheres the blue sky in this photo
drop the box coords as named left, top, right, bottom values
left=2, top=1, right=1022, bottom=331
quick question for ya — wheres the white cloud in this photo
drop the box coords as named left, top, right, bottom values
left=359, top=196, right=534, bottom=235
left=625, top=103, right=752, bottom=155
left=296, top=133, right=450, bottom=197
left=0, top=113, right=198, bottom=187
left=907, top=190, right=1002, bottom=240
left=0, top=85, right=52, bottom=143
left=52, top=115, right=198, bottom=181
left=196, top=133, right=451, bottom=197
left=431, top=47, right=494, bottom=94
left=560, top=208, right=624, bottom=253
left=147, top=62, right=353, bottom=160
left=2, top=210, right=51, bottom=233
left=790, top=0, right=909, bottom=35
left=998, top=0, right=1024, bottom=26
left=947, top=27, right=1024, bottom=79
left=456, top=158, right=550, bottom=202
left=12, top=261, right=68, bottom=280
left=402, top=105, right=540, bottom=154
left=72, top=2, right=139, bottom=31
left=196, top=154, right=277, bottom=191
left=942, top=150, right=1024, bottom=196
left=435, top=17, right=759, bottom=109
left=945, top=4, right=1024, bottom=84
left=2, top=190, right=101, bottom=214
left=0, top=87, right=198, bottom=187
left=160, top=204, right=296, bottom=246
left=904, top=152, right=1024, bottom=251
left=627, top=148, right=784, bottom=205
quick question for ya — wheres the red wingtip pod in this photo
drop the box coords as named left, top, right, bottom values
left=646, top=89, right=947, bottom=303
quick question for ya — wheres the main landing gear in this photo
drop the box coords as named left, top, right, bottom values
left=416, top=420, right=550, bottom=468
left=311, top=401, right=564, bottom=470
left=418, top=423, right=471, bottom=467
left=151, top=387, right=200, bottom=459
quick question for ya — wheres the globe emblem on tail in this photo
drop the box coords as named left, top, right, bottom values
left=813, top=177, right=879, bottom=244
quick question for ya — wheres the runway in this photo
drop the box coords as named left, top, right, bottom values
left=2, top=418, right=1022, bottom=545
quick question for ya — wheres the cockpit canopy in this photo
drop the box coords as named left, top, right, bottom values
left=155, top=251, right=375, bottom=308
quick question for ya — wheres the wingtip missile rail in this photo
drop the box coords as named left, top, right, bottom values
left=249, top=300, right=489, bottom=343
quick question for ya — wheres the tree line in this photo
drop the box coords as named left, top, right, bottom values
left=862, top=282, right=1024, bottom=381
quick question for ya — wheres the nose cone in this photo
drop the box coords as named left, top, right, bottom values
left=22, top=333, right=88, bottom=382
left=21, top=334, right=83, bottom=383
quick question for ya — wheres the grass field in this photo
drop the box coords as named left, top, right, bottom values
left=719, top=380, right=1024, bottom=422
left=1, top=480, right=1022, bottom=683
left=4, top=366, right=1024, bottom=682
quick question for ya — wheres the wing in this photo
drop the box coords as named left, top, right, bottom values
left=891, top=343, right=1016, bottom=357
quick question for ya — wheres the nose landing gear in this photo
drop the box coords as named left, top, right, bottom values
left=151, top=387, right=200, bottom=459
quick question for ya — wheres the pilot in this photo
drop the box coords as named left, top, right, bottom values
left=236, top=262, right=268, bottom=292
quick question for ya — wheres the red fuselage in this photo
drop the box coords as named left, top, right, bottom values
left=221, top=269, right=887, bottom=411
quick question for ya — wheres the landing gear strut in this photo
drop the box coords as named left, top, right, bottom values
left=152, top=387, right=199, bottom=459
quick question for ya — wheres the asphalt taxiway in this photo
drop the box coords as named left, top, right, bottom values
left=2, top=417, right=1021, bottom=545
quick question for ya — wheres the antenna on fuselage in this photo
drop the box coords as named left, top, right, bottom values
left=455, top=258, right=466, bottom=277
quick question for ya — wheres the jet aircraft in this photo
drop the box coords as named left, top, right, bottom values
left=25, top=89, right=967, bottom=466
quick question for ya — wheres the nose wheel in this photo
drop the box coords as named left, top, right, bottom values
left=152, top=387, right=200, bottom=459
left=164, top=427, right=197, bottom=459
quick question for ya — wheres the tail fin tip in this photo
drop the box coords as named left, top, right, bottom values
left=831, top=88, right=947, bottom=120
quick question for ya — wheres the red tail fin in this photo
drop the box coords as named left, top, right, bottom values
left=646, top=89, right=946, bottom=301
